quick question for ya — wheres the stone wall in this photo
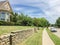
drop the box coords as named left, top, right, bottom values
left=0, top=34, right=10, bottom=45
left=0, top=28, right=38, bottom=45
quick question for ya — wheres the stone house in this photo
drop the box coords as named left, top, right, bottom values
left=0, top=0, right=12, bottom=22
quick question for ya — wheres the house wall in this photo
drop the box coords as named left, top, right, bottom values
left=4, top=2, right=11, bottom=11
left=0, top=1, right=11, bottom=11
left=0, top=11, right=10, bottom=22
left=0, top=12, right=5, bottom=20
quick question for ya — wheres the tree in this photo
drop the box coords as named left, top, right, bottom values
left=17, top=14, right=33, bottom=26
left=10, top=12, right=18, bottom=24
left=10, top=13, right=50, bottom=26
left=33, top=18, right=50, bottom=27
left=39, top=18, right=50, bottom=27
left=33, top=18, right=40, bottom=27
left=55, top=17, right=60, bottom=27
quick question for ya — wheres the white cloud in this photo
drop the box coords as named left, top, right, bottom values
left=14, top=8, right=24, bottom=11
left=9, top=0, right=60, bottom=24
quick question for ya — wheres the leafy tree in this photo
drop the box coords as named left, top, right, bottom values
left=6, top=12, right=50, bottom=26
left=39, top=18, right=50, bottom=27
left=17, top=14, right=33, bottom=26
left=33, top=18, right=40, bottom=27
left=55, top=17, right=60, bottom=27
left=10, top=12, right=18, bottom=24
left=33, top=18, right=50, bottom=27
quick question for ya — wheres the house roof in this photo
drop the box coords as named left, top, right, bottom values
left=0, top=1, right=6, bottom=7
left=0, top=0, right=12, bottom=12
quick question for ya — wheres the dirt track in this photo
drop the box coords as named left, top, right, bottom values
left=42, top=29, right=55, bottom=45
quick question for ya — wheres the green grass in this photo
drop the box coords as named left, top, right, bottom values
left=21, top=28, right=43, bottom=45
left=46, top=28, right=60, bottom=45
left=0, top=26, right=34, bottom=35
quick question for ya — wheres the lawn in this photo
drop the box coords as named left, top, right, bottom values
left=0, top=26, right=34, bottom=35
left=18, top=28, right=43, bottom=45
left=47, top=28, right=60, bottom=45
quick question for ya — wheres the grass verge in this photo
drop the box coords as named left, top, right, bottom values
left=19, top=28, right=43, bottom=45
left=46, top=28, right=60, bottom=45
left=0, top=26, right=34, bottom=35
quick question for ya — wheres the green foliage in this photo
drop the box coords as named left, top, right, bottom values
left=33, top=18, right=40, bottom=26
left=10, top=12, right=18, bottom=23
left=55, top=17, right=60, bottom=27
left=0, top=21, right=14, bottom=25
left=40, top=18, right=50, bottom=27
left=0, top=12, right=50, bottom=26
left=33, top=18, right=50, bottom=27
left=16, top=13, right=33, bottom=26
left=47, top=28, right=60, bottom=45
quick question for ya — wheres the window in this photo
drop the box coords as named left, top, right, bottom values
left=1, top=12, right=5, bottom=18
left=1, top=12, right=5, bottom=14
left=1, top=18, right=5, bottom=20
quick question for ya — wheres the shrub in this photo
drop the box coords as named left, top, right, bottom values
left=0, top=21, right=14, bottom=26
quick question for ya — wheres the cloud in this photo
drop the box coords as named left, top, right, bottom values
left=8, top=0, right=60, bottom=24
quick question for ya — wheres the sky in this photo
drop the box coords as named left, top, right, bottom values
left=1, top=0, right=60, bottom=24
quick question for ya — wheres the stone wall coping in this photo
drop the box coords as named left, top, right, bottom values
left=0, top=34, right=10, bottom=39
left=11, top=28, right=34, bottom=33
left=0, top=28, right=34, bottom=38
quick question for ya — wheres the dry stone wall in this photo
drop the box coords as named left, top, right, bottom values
left=0, top=28, right=38, bottom=45
left=0, top=34, right=10, bottom=45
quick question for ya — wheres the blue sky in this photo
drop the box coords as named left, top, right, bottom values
left=1, top=0, right=60, bottom=24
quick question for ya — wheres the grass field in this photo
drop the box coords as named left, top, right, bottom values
left=0, top=26, right=34, bottom=35
left=18, top=28, right=43, bottom=45
left=47, top=28, right=60, bottom=45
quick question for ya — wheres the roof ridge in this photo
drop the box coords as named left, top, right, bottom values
left=0, top=0, right=12, bottom=12
left=0, top=1, right=6, bottom=7
left=0, top=0, right=8, bottom=3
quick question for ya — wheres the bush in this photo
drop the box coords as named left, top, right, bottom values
left=0, top=21, right=14, bottom=26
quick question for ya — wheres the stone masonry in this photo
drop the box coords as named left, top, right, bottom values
left=0, top=28, right=38, bottom=45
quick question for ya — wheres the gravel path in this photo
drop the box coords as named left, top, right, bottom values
left=42, top=29, right=55, bottom=45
